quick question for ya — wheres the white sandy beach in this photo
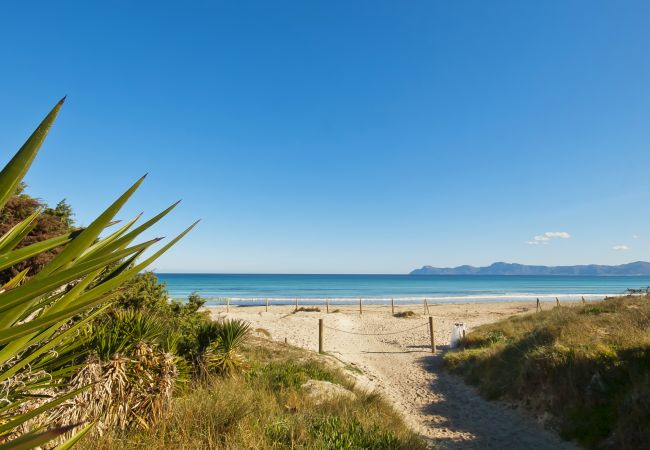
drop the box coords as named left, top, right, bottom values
left=210, top=300, right=578, bottom=449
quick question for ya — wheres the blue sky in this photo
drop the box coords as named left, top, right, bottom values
left=1, top=1, right=649, bottom=273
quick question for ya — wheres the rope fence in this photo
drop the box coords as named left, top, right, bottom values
left=323, top=322, right=428, bottom=336
left=211, top=295, right=593, bottom=317
left=212, top=296, right=595, bottom=355
left=212, top=296, right=452, bottom=317
left=319, top=317, right=436, bottom=354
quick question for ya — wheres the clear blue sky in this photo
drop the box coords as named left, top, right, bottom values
left=1, top=1, right=649, bottom=273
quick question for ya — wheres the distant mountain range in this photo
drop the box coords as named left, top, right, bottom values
left=410, top=261, right=650, bottom=276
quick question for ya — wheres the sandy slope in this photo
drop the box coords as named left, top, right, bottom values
left=210, top=301, right=578, bottom=449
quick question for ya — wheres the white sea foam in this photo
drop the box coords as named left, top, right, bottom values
left=200, top=293, right=610, bottom=306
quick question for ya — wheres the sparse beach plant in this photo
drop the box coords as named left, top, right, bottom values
left=294, top=306, right=321, bottom=313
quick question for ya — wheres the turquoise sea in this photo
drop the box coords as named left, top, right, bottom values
left=156, top=274, right=650, bottom=306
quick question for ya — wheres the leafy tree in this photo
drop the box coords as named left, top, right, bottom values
left=0, top=191, right=73, bottom=284
left=45, top=198, right=75, bottom=229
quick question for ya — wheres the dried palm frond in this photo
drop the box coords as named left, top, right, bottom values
left=46, top=342, right=177, bottom=437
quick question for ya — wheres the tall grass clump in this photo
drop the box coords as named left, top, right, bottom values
left=444, top=295, right=650, bottom=449
left=0, top=99, right=195, bottom=447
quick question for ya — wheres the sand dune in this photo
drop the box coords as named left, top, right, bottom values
left=210, top=301, right=577, bottom=449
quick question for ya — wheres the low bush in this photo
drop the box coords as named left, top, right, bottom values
left=55, top=274, right=252, bottom=435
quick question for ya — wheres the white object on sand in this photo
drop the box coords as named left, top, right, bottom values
left=450, top=323, right=466, bottom=348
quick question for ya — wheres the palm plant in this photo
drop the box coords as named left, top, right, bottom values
left=88, top=309, right=168, bottom=360
left=0, top=98, right=196, bottom=447
left=195, top=319, right=250, bottom=377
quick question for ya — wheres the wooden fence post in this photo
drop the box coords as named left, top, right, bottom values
left=326, top=298, right=329, bottom=313
left=536, top=298, right=540, bottom=313
left=265, top=298, right=269, bottom=312
left=582, top=296, right=586, bottom=305
left=429, top=316, right=435, bottom=353
left=424, top=298, right=430, bottom=315
left=319, top=318, right=324, bottom=354
left=359, top=298, right=363, bottom=315
left=556, top=297, right=560, bottom=307
left=391, top=298, right=395, bottom=315
left=295, top=298, right=298, bottom=312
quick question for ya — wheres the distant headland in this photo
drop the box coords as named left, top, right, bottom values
left=410, top=261, right=650, bottom=276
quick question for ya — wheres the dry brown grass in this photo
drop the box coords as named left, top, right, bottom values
left=293, top=306, right=321, bottom=313
left=393, top=310, right=416, bottom=318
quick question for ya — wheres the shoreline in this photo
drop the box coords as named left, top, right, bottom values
left=193, top=293, right=611, bottom=307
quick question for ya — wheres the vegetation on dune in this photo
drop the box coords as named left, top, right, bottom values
left=47, top=275, right=252, bottom=436
left=0, top=99, right=194, bottom=447
left=91, top=337, right=427, bottom=450
left=72, top=274, right=422, bottom=448
left=444, top=295, right=650, bottom=449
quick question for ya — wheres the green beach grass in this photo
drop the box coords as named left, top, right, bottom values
left=444, top=294, right=650, bottom=449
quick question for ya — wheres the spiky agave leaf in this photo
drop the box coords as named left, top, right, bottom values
left=0, top=99, right=195, bottom=447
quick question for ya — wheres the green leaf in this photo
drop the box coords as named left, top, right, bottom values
left=0, top=98, right=65, bottom=211
left=75, top=212, right=142, bottom=263
left=93, top=220, right=198, bottom=296
left=0, top=238, right=159, bottom=319
left=0, top=269, right=29, bottom=291
left=0, top=229, right=81, bottom=272
left=85, top=200, right=181, bottom=260
left=0, top=210, right=40, bottom=254
left=0, top=425, right=77, bottom=450
left=0, top=290, right=118, bottom=344
left=38, top=175, right=147, bottom=277
left=0, top=306, right=108, bottom=383
left=55, top=422, right=94, bottom=450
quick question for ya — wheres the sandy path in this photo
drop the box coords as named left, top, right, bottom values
left=210, top=301, right=578, bottom=449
